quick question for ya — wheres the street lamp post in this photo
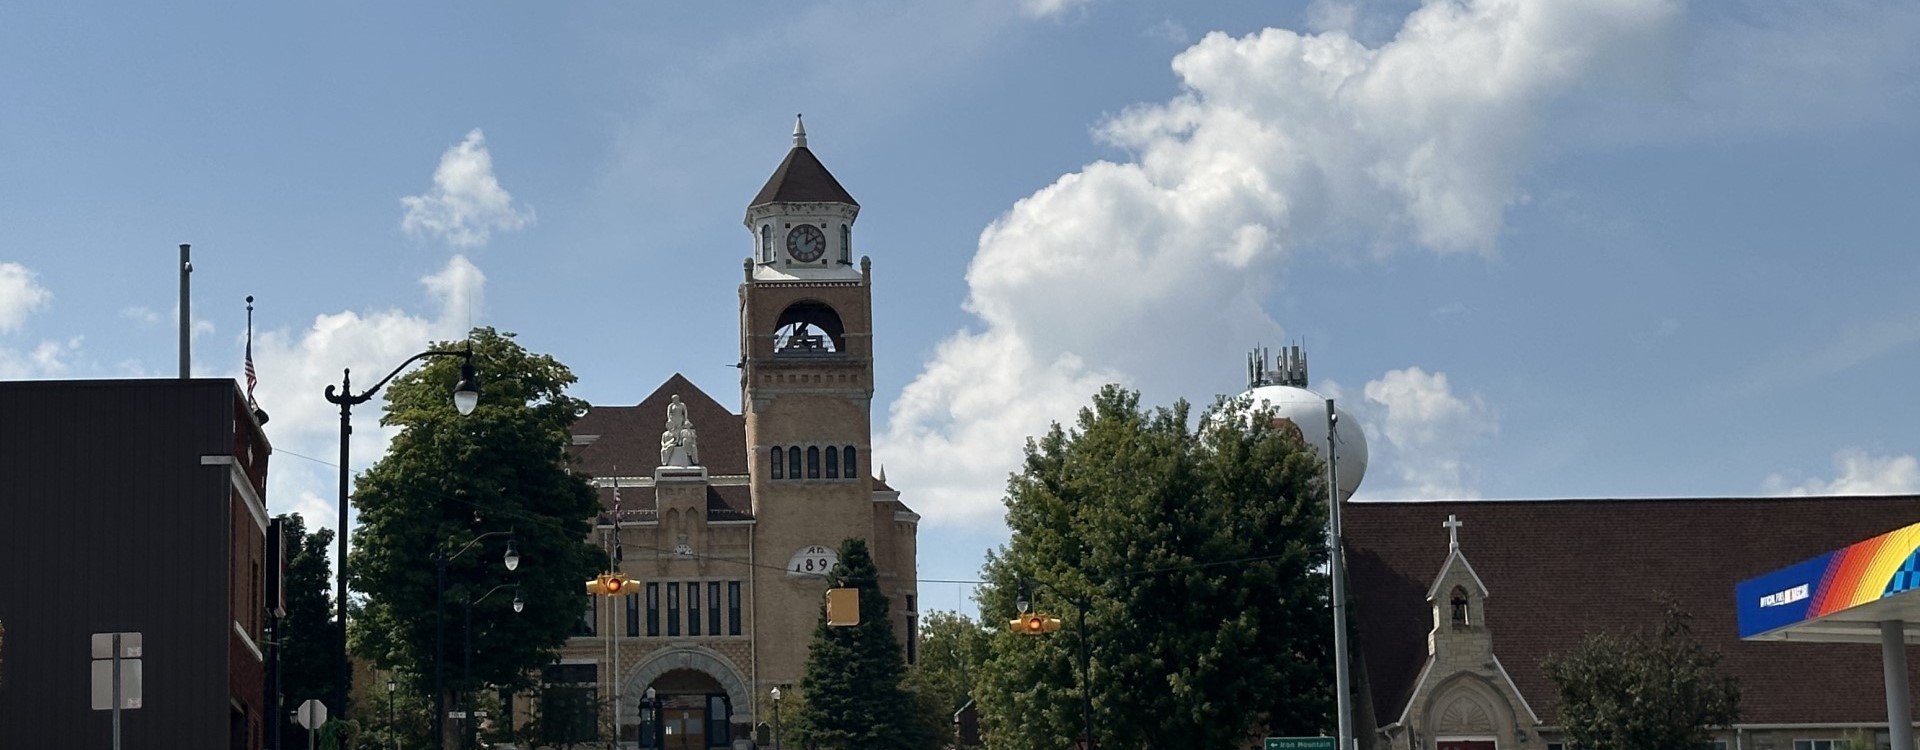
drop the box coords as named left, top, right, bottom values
left=324, top=346, right=480, bottom=721
left=434, top=532, right=519, bottom=750
left=463, top=585, right=523, bottom=750
left=770, top=686, right=783, bottom=750
left=641, top=686, right=658, bottom=749
left=1016, top=579, right=1093, bottom=750
left=386, top=678, right=397, bottom=750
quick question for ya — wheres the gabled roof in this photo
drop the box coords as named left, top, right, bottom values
left=1346, top=496, right=1920, bottom=726
left=570, top=374, right=746, bottom=478
left=749, top=146, right=858, bottom=207
left=1424, top=547, right=1489, bottom=601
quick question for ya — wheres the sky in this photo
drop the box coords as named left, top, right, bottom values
left=5, top=0, right=1919, bottom=616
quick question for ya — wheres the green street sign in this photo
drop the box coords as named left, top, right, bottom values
left=1267, top=738, right=1336, bottom=750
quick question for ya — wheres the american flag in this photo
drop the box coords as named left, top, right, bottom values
left=244, top=328, right=257, bottom=399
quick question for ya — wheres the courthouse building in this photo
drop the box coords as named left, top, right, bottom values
left=552, top=118, right=919, bottom=749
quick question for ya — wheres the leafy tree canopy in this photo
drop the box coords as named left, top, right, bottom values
left=902, top=611, right=992, bottom=747
left=348, top=327, right=604, bottom=704
left=1543, top=601, right=1741, bottom=750
left=276, top=512, right=340, bottom=738
left=976, top=385, right=1335, bottom=749
left=794, top=538, right=937, bottom=750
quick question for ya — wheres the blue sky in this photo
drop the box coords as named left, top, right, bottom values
left=4, top=0, right=1918, bottom=615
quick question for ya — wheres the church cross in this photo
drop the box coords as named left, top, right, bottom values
left=1443, top=514, right=1464, bottom=550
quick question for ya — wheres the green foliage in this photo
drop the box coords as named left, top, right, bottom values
left=317, top=718, right=360, bottom=750
left=793, top=538, right=937, bottom=750
left=1542, top=601, right=1741, bottom=750
left=975, top=386, right=1334, bottom=749
left=901, top=611, right=992, bottom=746
left=277, top=513, right=341, bottom=740
left=348, top=328, right=605, bottom=708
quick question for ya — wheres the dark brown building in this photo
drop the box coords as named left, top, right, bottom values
left=0, top=378, right=271, bottom=749
left=1346, top=496, right=1920, bottom=750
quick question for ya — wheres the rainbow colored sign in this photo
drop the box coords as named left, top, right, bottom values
left=1737, top=521, right=1920, bottom=639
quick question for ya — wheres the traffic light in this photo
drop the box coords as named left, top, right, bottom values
left=826, top=587, right=860, bottom=626
left=585, top=573, right=634, bottom=596
left=1009, top=612, right=1061, bottom=635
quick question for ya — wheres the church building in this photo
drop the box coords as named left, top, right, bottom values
left=554, top=118, right=920, bottom=749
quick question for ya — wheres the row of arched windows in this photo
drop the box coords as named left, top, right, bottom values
left=769, top=445, right=858, bottom=480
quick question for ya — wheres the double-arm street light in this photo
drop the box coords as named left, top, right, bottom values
left=434, top=531, right=519, bottom=750
left=463, top=583, right=523, bottom=750
left=1013, top=578, right=1093, bottom=750
left=324, top=346, right=480, bottom=721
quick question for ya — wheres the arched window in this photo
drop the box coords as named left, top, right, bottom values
left=760, top=225, right=773, bottom=262
left=769, top=446, right=783, bottom=480
left=844, top=446, right=858, bottom=479
left=839, top=225, right=852, bottom=264
left=825, top=446, right=840, bottom=479
left=1449, top=586, right=1470, bottom=626
left=787, top=447, right=802, bottom=479
left=806, top=446, right=821, bottom=479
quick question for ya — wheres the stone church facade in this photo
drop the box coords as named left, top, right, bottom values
left=1346, top=496, right=1920, bottom=750
left=551, top=119, right=919, bottom=749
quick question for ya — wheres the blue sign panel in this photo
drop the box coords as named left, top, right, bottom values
left=1736, top=551, right=1833, bottom=639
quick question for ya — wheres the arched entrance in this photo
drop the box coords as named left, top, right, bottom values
left=621, top=647, right=750, bottom=749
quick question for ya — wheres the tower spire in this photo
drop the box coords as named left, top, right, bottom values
left=793, top=113, right=808, bottom=148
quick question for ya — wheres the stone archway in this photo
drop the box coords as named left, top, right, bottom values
left=619, top=646, right=752, bottom=721
left=1423, top=672, right=1517, bottom=750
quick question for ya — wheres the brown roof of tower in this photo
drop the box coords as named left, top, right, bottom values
left=749, top=146, right=858, bottom=207
left=1345, top=496, right=1920, bottom=726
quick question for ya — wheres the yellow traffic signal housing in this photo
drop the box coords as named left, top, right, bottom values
left=585, top=573, right=634, bottom=596
left=826, top=587, right=860, bottom=627
left=1010, top=612, right=1062, bottom=635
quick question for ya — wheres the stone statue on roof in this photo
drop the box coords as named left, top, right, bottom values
left=660, top=394, right=701, bottom=467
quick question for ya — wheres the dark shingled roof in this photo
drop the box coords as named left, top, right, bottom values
left=570, top=374, right=747, bottom=479
left=1346, top=496, right=1920, bottom=727
left=749, top=146, right=858, bottom=207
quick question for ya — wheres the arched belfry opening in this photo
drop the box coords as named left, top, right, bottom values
left=773, top=300, right=845, bottom=354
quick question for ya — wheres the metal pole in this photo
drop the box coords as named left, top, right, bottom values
left=435, top=558, right=447, bottom=750
left=336, top=370, right=354, bottom=724
left=112, top=633, right=122, bottom=750
left=1328, top=399, right=1352, bottom=750
left=1078, top=603, right=1092, bottom=750
left=178, top=244, right=190, bottom=378
left=464, top=603, right=474, bottom=750
left=1882, top=621, right=1913, bottom=750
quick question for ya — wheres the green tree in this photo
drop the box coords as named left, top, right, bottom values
left=975, top=386, right=1333, bottom=749
left=902, top=611, right=991, bottom=746
left=1542, top=601, right=1741, bottom=750
left=793, top=538, right=934, bottom=750
left=347, top=328, right=605, bottom=732
left=277, top=513, right=341, bottom=740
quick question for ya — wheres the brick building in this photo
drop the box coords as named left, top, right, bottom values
left=551, top=118, right=918, bottom=749
left=1346, top=496, right=1920, bottom=750
left=0, top=378, right=272, bottom=749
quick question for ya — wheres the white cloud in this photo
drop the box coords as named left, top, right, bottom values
left=0, top=262, right=52, bottom=333
left=880, top=0, right=1674, bottom=530
left=1022, top=0, right=1095, bottom=20
left=122, top=306, right=162, bottom=326
left=1764, top=449, right=1920, bottom=496
left=1360, top=367, right=1494, bottom=498
left=400, top=129, right=535, bottom=248
left=238, top=255, right=485, bottom=586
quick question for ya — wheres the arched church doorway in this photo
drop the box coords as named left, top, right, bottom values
left=622, top=647, right=750, bottom=750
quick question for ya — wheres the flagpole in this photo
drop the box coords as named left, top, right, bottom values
left=246, top=296, right=269, bottom=424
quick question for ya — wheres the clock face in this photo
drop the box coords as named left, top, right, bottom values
left=786, top=224, right=826, bottom=263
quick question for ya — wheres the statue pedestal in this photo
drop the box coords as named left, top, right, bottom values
left=655, top=465, right=708, bottom=483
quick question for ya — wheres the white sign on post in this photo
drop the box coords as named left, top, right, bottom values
left=89, top=632, right=143, bottom=710
left=296, top=699, right=328, bottom=730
